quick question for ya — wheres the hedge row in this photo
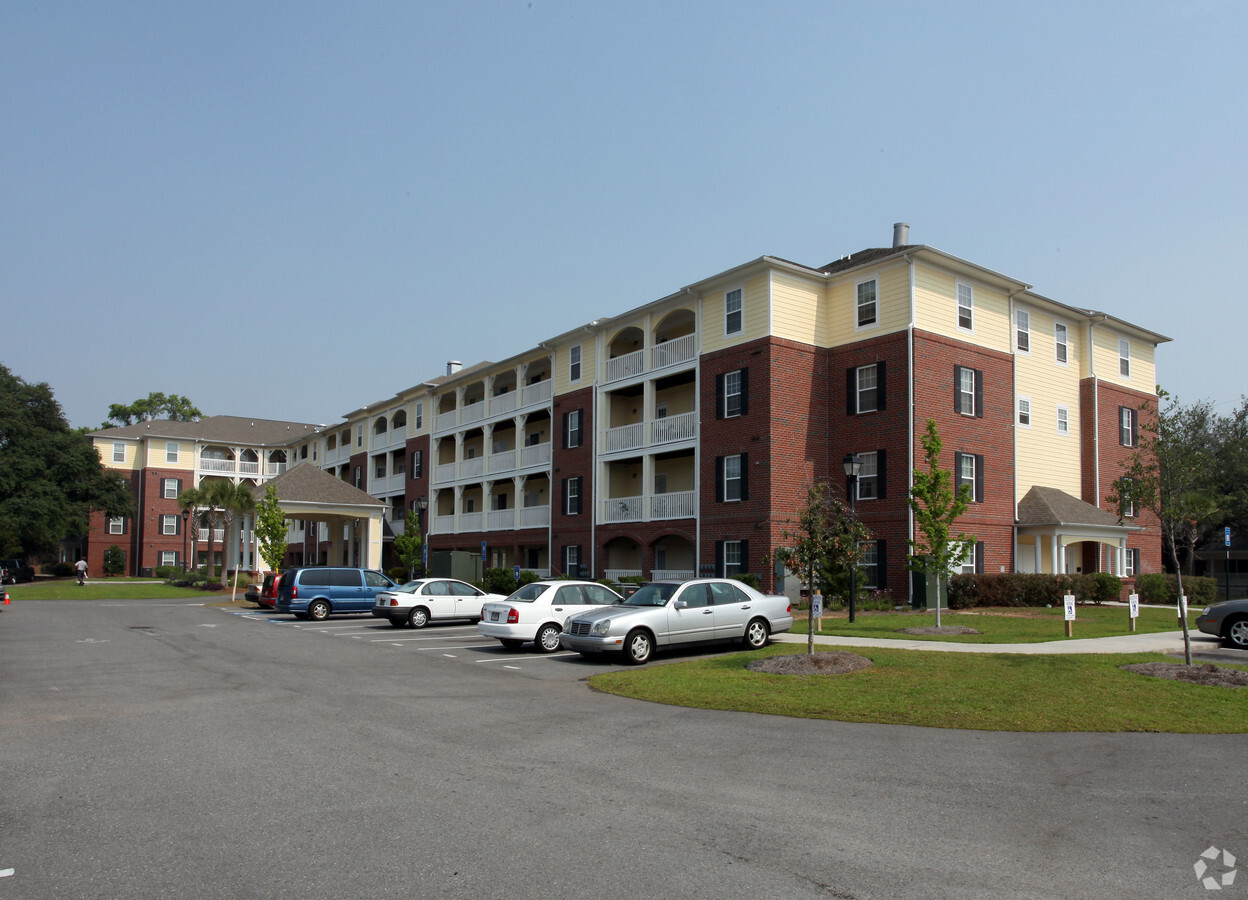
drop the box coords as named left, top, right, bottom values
left=947, top=572, right=1124, bottom=609
left=1134, top=573, right=1219, bottom=606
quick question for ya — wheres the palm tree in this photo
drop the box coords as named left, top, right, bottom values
left=176, top=486, right=206, bottom=575
left=204, top=479, right=256, bottom=601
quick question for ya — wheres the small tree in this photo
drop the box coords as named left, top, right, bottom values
left=177, top=486, right=204, bottom=571
left=102, top=544, right=126, bottom=576
left=204, top=480, right=256, bottom=602
left=908, top=419, right=973, bottom=628
left=254, top=484, right=289, bottom=575
left=393, top=509, right=425, bottom=582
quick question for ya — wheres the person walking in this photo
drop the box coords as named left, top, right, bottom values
left=75, top=557, right=88, bottom=586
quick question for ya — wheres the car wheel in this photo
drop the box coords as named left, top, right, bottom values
left=535, top=623, right=561, bottom=653
left=1225, top=616, right=1248, bottom=649
left=743, top=618, right=770, bottom=650
left=500, top=638, right=524, bottom=650
left=308, top=600, right=331, bottom=622
left=388, top=617, right=405, bottom=628
left=622, top=629, right=652, bottom=665
left=408, top=606, right=430, bottom=629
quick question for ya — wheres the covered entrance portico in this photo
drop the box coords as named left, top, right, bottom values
left=1015, top=486, right=1138, bottom=576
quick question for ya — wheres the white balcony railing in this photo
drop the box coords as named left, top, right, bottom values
left=491, top=392, right=517, bottom=416
left=461, top=457, right=484, bottom=478
left=370, top=474, right=405, bottom=494
left=652, top=411, right=696, bottom=444
left=601, top=496, right=643, bottom=523
left=436, top=409, right=457, bottom=432
left=433, top=514, right=454, bottom=534
left=459, top=511, right=483, bottom=532
left=651, top=490, right=695, bottom=520
left=434, top=462, right=456, bottom=484
left=521, top=379, right=552, bottom=407
left=606, top=422, right=645, bottom=453
left=197, top=528, right=226, bottom=543
left=605, top=348, right=646, bottom=383
left=461, top=401, right=485, bottom=425
left=238, top=460, right=260, bottom=476
left=651, top=333, right=696, bottom=370
left=605, top=569, right=642, bottom=582
left=200, top=458, right=235, bottom=473
left=487, top=509, right=515, bottom=531
left=651, top=569, right=695, bottom=581
left=488, top=448, right=516, bottom=473
left=266, top=462, right=288, bottom=476
left=520, top=441, right=551, bottom=468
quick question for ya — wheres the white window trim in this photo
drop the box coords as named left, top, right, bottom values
left=414, top=401, right=423, bottom=429
left=724, top=370, right=742, bottom=418
left=165, top=442, right=179, bottom=463
left=569, top=344, right=583, bottom=383
left=856, top=451, right=878, bottom=500
left=162, top=515, right=178, bottom=536
left=724, top=287, right=744, bottom=337
left=163, top=479, right=179, bottom=499
left=723, top=454, right=742, bottom=502
left=855, top=276, right=879, bottom=332
left=1017, top=396, right=1032, bottom=429
left=956, top=282, right=974, bottom=333
left=1056, top=405, right=1070, bottom=436
left=856, top=364, right=878, bottom=414
left=723, top=540, right=742, bottom=575
left=958, top=367, right=976, bottom=417
left=108, top=516, right=124, bottom=535
left=1119, top=338, right=1131, bottom=379
left=1015, top=308, right=1031, bottom=355
left=112, top=442, right=126, bottom=463
left=1054, top=322, right=1069, bottom=366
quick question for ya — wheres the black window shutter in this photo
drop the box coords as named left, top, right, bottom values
left=740, top=452, right=749, bottom=501
left=954, top=452, right=965, bottom=494
left=574, top=407, right=583, bottom=448
left=715, top=373, right=725, bottom=419
left=876, top=361, right=886, bottom=411
left=974, top=369, right=984, bottom=418
left=1130, top=409, right=1138, bottom=446
left=561, top=478, right=568, bottom=515
left=739, top=367, right=749, bottom=416
left=876, top=540, right=887, bottom=589
left=975, top=541, right=985, bottom=573
left=954, top=365, right=963, bottom=412
left=574, top=545, right=583, bottom=578
left=715, top=457, right=724, bottom=502
left=975, top=454, right=985, bottom=502
left=715, top=540, right=724, bottom=576
left=739, top=540, right=749, bottom=575
left=560, top=545, right=568, bottom=574
left=847, top=367, right=856, bottom=416
left=177, top=478, right=183, bottom=495
left=573, top=477, right=582, bottom=514
left=876, top=448, right=887, bottom=499
left=562, top=411, right=570, bottom=449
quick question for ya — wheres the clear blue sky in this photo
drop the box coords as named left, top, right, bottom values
left=3, top=0, right=1244, bottom=430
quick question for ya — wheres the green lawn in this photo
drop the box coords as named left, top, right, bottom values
left=3, top=580, right=232, bottom=602
left=808, top=604, right=1192, bottom=643
left=589, top=644, right=1248, bottom=733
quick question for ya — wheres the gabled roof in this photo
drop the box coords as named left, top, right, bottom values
left=1016, top=486, right=1123, bottom=528
left=820, top=245, right=918, bottom=274
left=90, top=415, right=323, bottom=447
left=251, top=463, right=385, bottom=508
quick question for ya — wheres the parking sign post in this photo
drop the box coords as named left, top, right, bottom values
left=1063, top=594, right=1076, bottom=637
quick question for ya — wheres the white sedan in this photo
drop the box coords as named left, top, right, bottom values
left=478, top=581, right=623, bottom=652
left=371, top=578, right=508, bottom=628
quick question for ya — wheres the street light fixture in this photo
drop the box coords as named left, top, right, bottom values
left=180, top=508, right=190, bottom=573
left=416, top=496, right=429, bottom=575
left=842, top=453, right=862, bottom=624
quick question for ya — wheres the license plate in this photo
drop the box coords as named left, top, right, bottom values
left=489, top=612, right=499, bottom=622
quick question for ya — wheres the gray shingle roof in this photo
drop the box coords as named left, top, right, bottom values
left=251, top=463, right=385, bottom=508
left=1016, top=486, right=1123, bottom=528
left=90, top=415, right=323, bottom=447
left=820, top=246, right=917, bottom=274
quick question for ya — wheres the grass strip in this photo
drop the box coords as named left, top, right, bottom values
left=3, top=581, right=228, bottom=601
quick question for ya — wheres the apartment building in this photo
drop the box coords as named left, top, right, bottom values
left=89, top=226, right=1167, bottom=599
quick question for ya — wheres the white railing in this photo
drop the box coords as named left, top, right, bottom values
left=522, top=379, right=552, bottom=407
left=605, top=569, right=641, bottom=582
left=520, top=441, right=551, bottom=468
left=433, top=514, right=454, bottom=535
left=434, top=462, right=456, bottom=484
left=488, top=509, right=515, bottom=531
left=370, top=474, right=405, bottom=494
left=200, top=458, right=235, bottom=473
left=459, top=511, right=483, bottom=533
left=653, top=411, right=696, bottom=444
left=491, top=392, right=517, bottom=416
left=488, top=448, right=516, bottom=473
left=436, top=409, right=457, bottom=432
left=606, top=348, right=646, bottom=383
left=651, top=569, right=695, bottom=581
left=197, top=528, right=225, bottom=543
left=461, top=401, right=485, bottom=425
left=652, top=490, right=696, bottom=519
left=461, top=457, right=484, bottom=478
left=266, top=462, right=287, bottom=476
left=601, top=496, right=643, bottom=523
left=525, top=567, right=551, bottom=578
left=651, top=333, right=696, bottom=370
left=238, top=461, right=260, bottom=476
left=520, top=506, right=549, bottom=528
left=370, top=430, right=404, bottom=452
left=606, top=422, right=645, bottom=453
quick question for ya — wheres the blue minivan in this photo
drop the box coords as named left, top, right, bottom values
left=275, top=567, right=397, bottom=621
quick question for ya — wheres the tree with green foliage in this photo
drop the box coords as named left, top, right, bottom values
left=769, top=482, right=871, bottom=654
left=254, top=484, right=289, bottom=575
left=1109, top=389, right=1217, bottom=664
left=102, top=545, right=126, bottom=576
left=0, top=365, right=134, bottom=557
left=201, top=480, right=255, bottom=601
left=393, top=509, right=425, bottom=581
left=176, top=486, right=205, bottom=570
left=102, top=392, right=202, bottom=429
left=908, top=419, right=973, bottom=629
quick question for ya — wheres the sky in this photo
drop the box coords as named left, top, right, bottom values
left=2, top=0, right=1245, bottom=431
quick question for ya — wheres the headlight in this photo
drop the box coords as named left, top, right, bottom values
left=591, top=619, right=613, bottom=636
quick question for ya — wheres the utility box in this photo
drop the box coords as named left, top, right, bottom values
left=429, top=551, right=482, bottom=583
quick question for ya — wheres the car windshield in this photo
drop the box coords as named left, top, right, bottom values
left=622, top=582, right=679, bottom=607
left=504, top=583, right=548, bottom=604
left=394, top=581, right=424, bottom=594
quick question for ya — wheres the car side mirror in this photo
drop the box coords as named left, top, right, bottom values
left=673, top=600, right=687, bottom=609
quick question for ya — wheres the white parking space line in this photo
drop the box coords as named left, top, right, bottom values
left=475, top=652, right=578, bottom=663
left=503, top=665, right=522, bottom=670
left=368, top=634, right=480, bottom=643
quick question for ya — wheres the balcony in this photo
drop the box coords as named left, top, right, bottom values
left=605, top=568, right=641, bottom=581
left=197, top=528, right=225, bottom=543
left=461, top=401, right=485, bottom=425
left=651, top=490, right=695, bottom=520
left=430, top=504, right=550, bottom=534
left=601, top=496, right=644, bottom=523
left=652, top=411, right=696, bottom=445
left=522, top=379, right=552, bottom=407
left=605, top=348, right=645, bottom=384
left=491, top=392, right=517, bottom=416
left=436, top=409, right=457, bottom=432
left=520, top=441, right=551, bottom=469
left=489, top=448, right=516, bottom=472
left=239, top=461, right=260, bottom=476
left=266, top=462, right=288, bottom=477
left=651, top=569, right=695, bottom=580
left=434, top=462, right=456, bottom=484
left=369, top=474, right=406, bottom=495
left=487, top=509, right=515, bottom=531
left=606, top=422, right=644, bottom=453
left=651, top=333, right=696, bottom=370
left=520, top=506, right=550, bottom=529
left=200, top=458, right=235, bottom=473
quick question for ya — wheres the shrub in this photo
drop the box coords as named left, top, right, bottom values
left=387, top=567, right=410, bottom=583
left=102, top=545, right=125, bottom=576
left=1086, top=572, right=1123, bottom=605
left=200, top=582, right=224, bottom=591
left=948, top=573, right=1120, bottom=609
left=480, top=567, right=521, bottom=595
left=1136, top=573, right=1218, bottom=606
left=50, top=562, right=75, bottom=578
left=730, top=572, right=761, bottom=590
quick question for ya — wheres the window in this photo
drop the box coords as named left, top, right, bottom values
left=717, top=368, right=748, bottom=418
left=654, top=472, right=667, bottom=494
left=1120, top=478, right=1135, bottom=518
left=1057, top=405, right=1070, bottom=435
left=165, top=442, right=179, bottom=463
left=112, top=442, right=126, bottom=463
left=160, top=551, right=177, bottom=568
left=562, top=477, right=582, bottom=515
left=855, top=450, right=884, bottom=500
left=1125, top=548, right=1140, bottom=577
left=856, top=278, right=877, bottom=328
left=464, top=497, right=475, bottom=514
left=415, top=402, right=423, bottom=429
left=564, top=545, right=580, bottom=576
left=410, top=450, right=423, bottom=479
left=1055, top=323, right=1069, bottom=364
left=108, top=517, right=124, bottom=535
left=161, top=515, right=179, bottom=536
left=655, top=543, right=667, bottom=570
left=954, top=365, right=983, bottom=417
left=719, top=454, right=745, bottom=502
left=1119, top=338, right=1131, bottom=378
left=655, top=403, right=668, bottom=419
left=1017, top=397, right=1031, bottom=428
left=1015, top=309, right=1030, bottom=353
left=953, top=541, right=983, bottom=575
left=163, top=478, right=180, bottom=499
left=563, top=409, right=582, bottom=449
left=357, top=425, right=364, bottom=448
left=957, top=283, right=973, bottom=331
left=848, top=363, right=885, bottom=414
left=723, top=540, right=743, bottom=576
left=1119, top=406, right=1138, bottom=447
left=353, top=465, right=361, bottom=487
left=491, top=493, right=508, bottom=511
left=374, top=457, right=386, bottom=479
left=954, top=452, right=985, bottom=503
left=861, top=541, right=881, bottom=589
left=569, top=344, right=582, bottom=382
left=725, top=288, right=743, bottom=335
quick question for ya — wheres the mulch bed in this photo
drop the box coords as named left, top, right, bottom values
left=747, top=651, right=873, bottom=676
left=896, top=625, right=982, bottom=636
left=1120, top=662, right=1248, bottom=688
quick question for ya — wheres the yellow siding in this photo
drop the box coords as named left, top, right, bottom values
left=1014, top=302, right=1083, bottom=501
left=824, top=261, right=911, bottom=347
left=655, top=381, right=695, bottom=414
left=94, top=437, right=139, bottom=471
left=554, top=336, right=597, bottom=395
left=913, top=265, right=1011, bottom=352
left=146, top=439, right=196, bottom=471
left=1092, top=325, right=1155, bottom=392
left=770, top=272, right=824, bottom=346
left=700, top=274, right=769, bottom=355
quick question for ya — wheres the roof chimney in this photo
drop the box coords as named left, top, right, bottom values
left=893, top=222, right=910, bottom=248
left=447, top=360, right=462, bottom=376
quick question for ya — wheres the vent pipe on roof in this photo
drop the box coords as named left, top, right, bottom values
left=447, top=360, right=462, bottom=376
left=893, top=222, right=910, bottom=248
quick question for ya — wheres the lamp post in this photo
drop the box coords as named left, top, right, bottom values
left=180, top=508, right=190, bottom=572
left=842, top=453, right=862, bottom=624
left=416, top=495, right=429, bottom=576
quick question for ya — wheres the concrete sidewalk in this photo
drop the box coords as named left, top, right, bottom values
left=773, top=627, right=1223, bottom=656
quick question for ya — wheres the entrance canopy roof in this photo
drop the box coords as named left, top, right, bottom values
left=250, top=463, right=386, bottom=523
left=1016, top=485, right=1136, bottom=544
